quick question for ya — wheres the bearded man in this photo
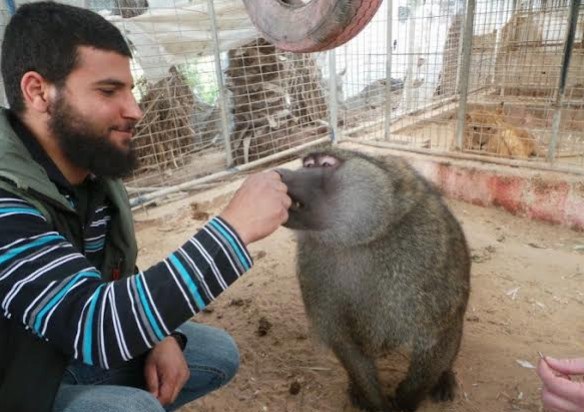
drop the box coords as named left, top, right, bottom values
left=0, top=3, right=291, bottom=412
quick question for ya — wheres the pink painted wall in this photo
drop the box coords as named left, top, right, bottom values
left=406, top=157, right=584, bottom=231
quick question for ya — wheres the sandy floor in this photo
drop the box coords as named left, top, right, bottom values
left=134, top=178, right=584, bottom=412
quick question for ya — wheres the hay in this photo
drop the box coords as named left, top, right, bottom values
left=434, top=13, right=463, bottom=98
left=288, top=54, right=329, bottom=125
left=225, top=38, right=329, bottom=165
left=132, top=66, right=220, bottom=175
left=132, top=38, right=331, bottom=175
left=112, top=0, right=148, bottom=18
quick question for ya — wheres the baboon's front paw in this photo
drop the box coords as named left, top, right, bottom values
left=387, top=396, right=418, bottom=412
left=393, top=385, right=422, bottom=412
left=391, top=398, right=418, bottom=412
left=347, top=384, right=395, bottom=412
left=430, top=370, right=456, bottom=402
left=348, top=384, right=373, bottom=411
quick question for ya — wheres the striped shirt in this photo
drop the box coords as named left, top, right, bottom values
left=0, top=188, right=253, bottom=369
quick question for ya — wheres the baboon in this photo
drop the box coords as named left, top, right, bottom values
left=278, top=148, right=471, bottom=412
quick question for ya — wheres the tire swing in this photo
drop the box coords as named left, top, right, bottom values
left=242, top=0, right=384, bottom=52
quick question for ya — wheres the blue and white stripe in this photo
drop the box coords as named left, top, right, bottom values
left=0, top=191, right=253, bottom=370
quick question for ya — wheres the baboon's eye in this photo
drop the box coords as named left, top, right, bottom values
left=303, top=156, right=316, bottom=168
left=317, top=155, right=338, bottom=167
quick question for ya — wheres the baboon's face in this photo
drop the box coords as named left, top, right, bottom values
left=279, top=149, right=395, bottom=244
left=278, top=153, right=342, bottom=231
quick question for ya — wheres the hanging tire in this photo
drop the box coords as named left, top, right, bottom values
left=242, top=0, right=384, bottom=53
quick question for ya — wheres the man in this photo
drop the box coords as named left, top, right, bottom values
left=0, top=2, right=291, bottom=412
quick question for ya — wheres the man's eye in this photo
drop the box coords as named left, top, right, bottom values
left=100, top=89, right=115, bottom=96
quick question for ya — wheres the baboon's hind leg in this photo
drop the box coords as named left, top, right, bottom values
left=394, top=326, right=462, bottom=412
left=331, top=341, right=395, bottom=412
left=430, top=370, right=457, bottom=402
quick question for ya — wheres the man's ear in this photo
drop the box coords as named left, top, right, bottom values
left=20, top=71, right=54, bottom=114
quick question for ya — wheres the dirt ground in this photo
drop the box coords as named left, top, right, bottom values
left=134, top=176, right=584, bottom=412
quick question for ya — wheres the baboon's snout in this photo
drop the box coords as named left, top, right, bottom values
left=276, top=168, right=307, bottom=213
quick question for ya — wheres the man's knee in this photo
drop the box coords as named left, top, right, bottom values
left=180, top=321, right=240, bottom=385
left=120, top=389, right=164, bottom=412
left=211, top=329, right=240, bottom=384
left=54, top=384, right=164, bottom=412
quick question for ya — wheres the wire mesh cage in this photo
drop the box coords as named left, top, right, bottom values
left=0, top=0, right=582, bottom=206
left=377, top=0, right=584, bottom=168
left=464, top=0, right=584, bottom=165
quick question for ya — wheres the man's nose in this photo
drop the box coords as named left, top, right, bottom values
left=122, top=93, right=143, bottom=121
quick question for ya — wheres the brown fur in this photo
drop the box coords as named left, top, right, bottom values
left=463, top=110, right=501, bottom=151
left=463, top=107, right=540, bottom=158
left=484, top=126, right=539, bottom=158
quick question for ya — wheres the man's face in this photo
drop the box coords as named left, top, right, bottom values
left=48, top=46, right=143, bottom=178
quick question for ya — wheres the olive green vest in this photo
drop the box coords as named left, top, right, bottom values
left=0, top=108, right=138, bottom=412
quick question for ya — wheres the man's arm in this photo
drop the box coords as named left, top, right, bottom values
left=0, top=171, right=290, bottom=369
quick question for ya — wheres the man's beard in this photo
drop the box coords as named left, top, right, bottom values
left=48, top=94, right=138, bottom=179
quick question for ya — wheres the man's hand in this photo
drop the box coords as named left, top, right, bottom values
left=144, top=336, right=190, bottom=406
left=537, top=356, right=584, bottom=412
left=220, top=171, right=291, bottom=245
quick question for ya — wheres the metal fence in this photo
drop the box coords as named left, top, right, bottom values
left=0, top=0, right=582, bottom=207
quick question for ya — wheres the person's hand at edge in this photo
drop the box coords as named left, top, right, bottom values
left=537, top=356, right=584, bottom=412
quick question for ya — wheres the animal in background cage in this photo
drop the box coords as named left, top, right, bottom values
left=485, top=126, right=541, bottom=158
left=463, top=106, right=541, bottom=159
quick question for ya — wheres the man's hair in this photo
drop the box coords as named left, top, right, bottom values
left=1, top=1, right=132, bottom=113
